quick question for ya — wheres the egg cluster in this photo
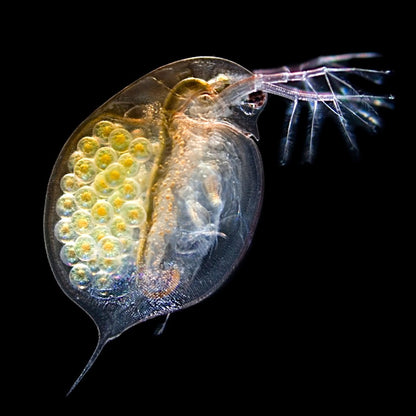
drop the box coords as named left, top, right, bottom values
left=54, top=120, right=154, bottom=297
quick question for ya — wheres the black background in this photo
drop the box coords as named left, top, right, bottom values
left=11, top=1, right=411, bottom=412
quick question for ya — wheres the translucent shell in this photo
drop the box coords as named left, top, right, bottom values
left=44, top=57, right=264, bottom=393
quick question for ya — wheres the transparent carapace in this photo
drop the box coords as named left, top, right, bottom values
left=44, top=55, right=392, bottom=394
